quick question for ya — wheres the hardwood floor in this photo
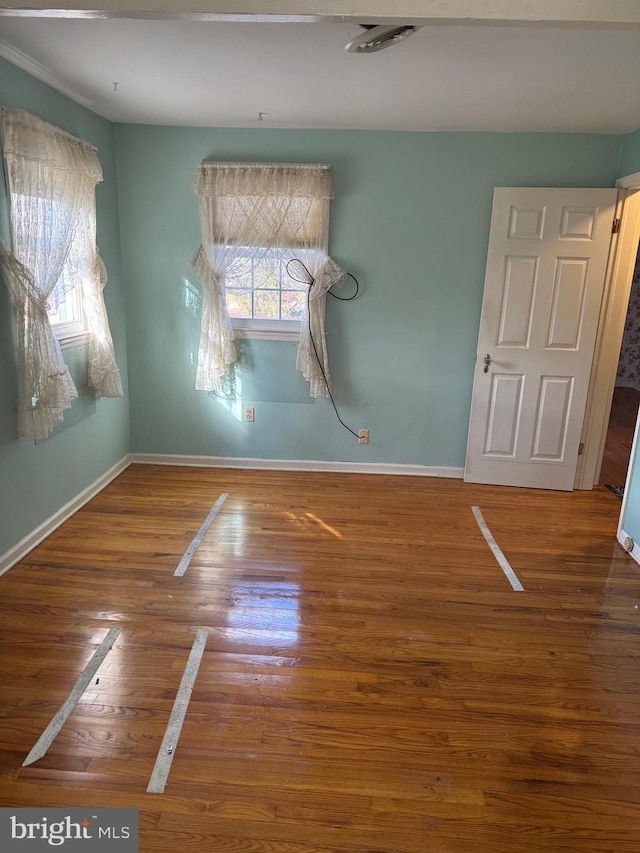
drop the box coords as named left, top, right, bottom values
left=0, top=464, right=638, bottom=852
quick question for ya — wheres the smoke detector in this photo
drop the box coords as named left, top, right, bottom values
left=345, top=24, right=417, bottom=54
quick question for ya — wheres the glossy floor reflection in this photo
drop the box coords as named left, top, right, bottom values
left=0, top=464, right=637, bottom=852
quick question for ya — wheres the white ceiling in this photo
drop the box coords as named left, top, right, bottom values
left=1, top=16, right=640, bottom=133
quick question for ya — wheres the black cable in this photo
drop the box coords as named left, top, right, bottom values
left=328, top=273, right=359, bottom=301
left=286, top=258, right=361, bottom=440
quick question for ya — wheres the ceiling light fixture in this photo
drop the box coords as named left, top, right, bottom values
left=345, top=24, right=417, bottom=54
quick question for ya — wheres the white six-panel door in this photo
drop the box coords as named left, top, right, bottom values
left=464, top=187, right=617, bottom=490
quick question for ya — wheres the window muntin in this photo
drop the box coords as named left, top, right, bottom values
left=225, top=250, right=307, bottom=323
left=191, top=161, right=335, bottom=384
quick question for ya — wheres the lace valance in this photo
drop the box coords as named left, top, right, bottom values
left=192, top=162, right=334, bottom=200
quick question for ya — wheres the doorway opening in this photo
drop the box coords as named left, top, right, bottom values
left=600, top=241, right=640, bottom=493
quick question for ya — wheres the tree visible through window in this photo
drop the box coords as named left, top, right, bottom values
left=225, top=251, right=307, bottom=322
left=191, top=161, right=346, bottom=396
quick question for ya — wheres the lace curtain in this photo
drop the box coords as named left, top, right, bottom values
left=0, top=108, right=122, bottom=440
left=191, top=162, right=345, bottom=397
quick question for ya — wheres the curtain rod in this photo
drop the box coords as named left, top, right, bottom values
left=199, top=161, right=331, bottom=170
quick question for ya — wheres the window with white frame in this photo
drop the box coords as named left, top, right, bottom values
left=225, top=250, right=308, bottom=329
left=12, top=193, right=89, bottom=346
left=46, top=277, right=84, bottom=334
left=0, top=108, right=123, bottom=441
left=191, top=161, right=347, bottom=398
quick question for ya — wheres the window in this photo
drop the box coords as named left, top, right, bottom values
left=225, top=250, right=307, bottom=335
left=191, top=161, right=346, bottom=396
left=46, top=277, right=83, bottom=330
left=0, top=108, right=123, bottom=441
left=11, top=193, right=89, bottom=347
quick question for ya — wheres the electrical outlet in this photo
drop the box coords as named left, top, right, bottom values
left=244, top=406, right=255, bottom=422
left=358, top=428, right=369, bottom=444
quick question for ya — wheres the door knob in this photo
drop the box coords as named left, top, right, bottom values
left=483, top=353, right=492, bottom=373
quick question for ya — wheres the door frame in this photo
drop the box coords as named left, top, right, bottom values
left=575, top=174, right=640, bottom=489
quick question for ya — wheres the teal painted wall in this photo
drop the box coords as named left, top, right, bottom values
left=0, top=58, right=130, bottom=557
left=115, top=124, right=621, bottom=466
left=618, top=129, right=640, bottom=177
left=0, top=53, right=631, bottom=561
left=621, top=422, right=640, bottom=546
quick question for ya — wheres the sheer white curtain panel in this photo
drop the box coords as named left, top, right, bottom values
left=0, top=108, right=122, bottom=440
left=0, top=242, right=78, bottom=439
left=191, top=162, right=345, bottom=397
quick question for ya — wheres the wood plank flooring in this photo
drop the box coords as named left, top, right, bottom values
left=0, top=464, right=638, bottom=852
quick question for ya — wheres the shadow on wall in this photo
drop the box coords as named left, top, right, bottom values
left=49, top=345, right=97, bottom=436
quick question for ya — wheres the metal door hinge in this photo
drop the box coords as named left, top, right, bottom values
left=612, top=218, right=621, bottom=234
left=578, top=442, right=585, bottom=456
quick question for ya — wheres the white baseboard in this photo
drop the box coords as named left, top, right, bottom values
left=0, top=454, right=132, bottom=577
left=131, top=453, right=464, bottom=479
left=0, top=453, right=463, bottom=575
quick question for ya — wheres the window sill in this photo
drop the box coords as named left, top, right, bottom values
left=231, top=320, right=301, bottom=342
left=233, top=328, right=300, bottom=342
left=55, top=328, right=90, bottom=350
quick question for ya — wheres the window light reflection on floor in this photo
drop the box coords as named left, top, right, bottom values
left=284, top=510, right=343, bottom=539
left=225, top=581, right=300, bottom=646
